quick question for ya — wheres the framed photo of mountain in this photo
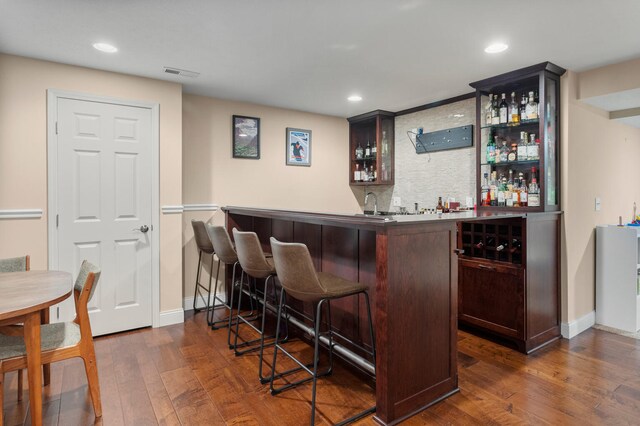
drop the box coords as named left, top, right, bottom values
left=233, top=115, right=260, bottom=159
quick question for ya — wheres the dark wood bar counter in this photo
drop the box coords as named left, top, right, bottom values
left=223, top=206, right=560, bottom=425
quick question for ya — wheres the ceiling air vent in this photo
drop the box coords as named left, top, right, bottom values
left=163, top=67, right=200, bottom=78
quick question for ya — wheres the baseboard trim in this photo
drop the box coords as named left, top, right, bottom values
left=183, top=292, right=227, bottom=311
left=158, top=308, right=184, bottom=327
left=561, top=310, right=595, bottom=339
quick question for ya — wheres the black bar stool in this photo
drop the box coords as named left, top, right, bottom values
left=268, top=237, right=376, bottom=426
left=190, top=220, right=215, bottom=320
left=205, top=225, right=248, bottom=346
left=231, top=229, right=280, bottom=381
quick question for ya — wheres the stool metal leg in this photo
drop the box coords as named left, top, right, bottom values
left=209, top=259, right=241, bottom=329
left=232, top=273, right=265, bottom=355
left=193, top=251, right=213, bottom=315
left=226, top=265, right=242, bottom=348
left=310, top=298, right=327, bottom=426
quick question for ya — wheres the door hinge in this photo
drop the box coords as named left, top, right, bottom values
left=56, top=214, right=59, bottom=228
left=55, top=122, right=58, bottom=135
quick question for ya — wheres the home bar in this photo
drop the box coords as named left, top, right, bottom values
left=3, top=4, right=640, bottom=424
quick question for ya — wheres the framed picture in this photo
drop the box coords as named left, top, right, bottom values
left=232, top=115, right=260, bottom=159
left=286, top=128, right=311, bottom=166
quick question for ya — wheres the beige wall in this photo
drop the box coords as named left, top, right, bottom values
left=577, top=57, right=640, bottom=100
left=182, top=94, right=357, bottom=305
left=562, top=67, right=640, bottom=323
left=0, top=54, right=183, bottom=313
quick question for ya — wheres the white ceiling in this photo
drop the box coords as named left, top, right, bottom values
left=1, top=0, right=640, bottom=118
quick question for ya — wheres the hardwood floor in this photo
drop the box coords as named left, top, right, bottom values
left=3, top=311, right=640, bottom=425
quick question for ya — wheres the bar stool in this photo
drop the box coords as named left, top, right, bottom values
left=191, top=220, right=215, bottom=321
left=205, top=225, right=246, bottom=345
left=268, top=237, right=376, bottom=426
left=231, top=228, right=285, bottom=382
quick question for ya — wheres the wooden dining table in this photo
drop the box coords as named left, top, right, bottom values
left=0, top=270, right=72, bottom=426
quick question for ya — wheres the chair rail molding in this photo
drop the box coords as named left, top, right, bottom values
left=162, top=204, right=219, bottom=214
left=0, top=209, right=44, bottom=219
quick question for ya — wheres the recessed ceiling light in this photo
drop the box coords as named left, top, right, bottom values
left=93, top=42, right=118, bottom=53
left=484, top=43, right=508, bottom=54
left=348, top=95, right=362, bottom=102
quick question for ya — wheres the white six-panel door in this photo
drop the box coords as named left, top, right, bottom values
left=54, top=97, right=153, bottom=336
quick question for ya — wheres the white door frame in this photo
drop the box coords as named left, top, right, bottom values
left=46, top=89, right=161, bottom=328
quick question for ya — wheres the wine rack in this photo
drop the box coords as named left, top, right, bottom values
left=460, top=219, right=523, bottom=264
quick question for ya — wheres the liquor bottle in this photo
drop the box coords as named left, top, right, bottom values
left=527, top=133, right=539, bottom=160
left=508, top=143, right=518, bottom=162
left=517, top=131, right=528, bottom=161
left=506, top=170, right=515, bottom=207
left=474, top=240, right=485, bottom=249
left=486, top=132, right=496, bottom=164
left=528, top=167, right=540, bottom=207
left=485, top=93, right=494, bottom=126
left=519, top=173, right=528, bottom=207
left=499, top=93, right=508, bottom=124
left=499, top=140, right=509, bottom=163
left=511, top=238, right=522, bottom=251
left=491, top=94, right=500, bottom=125
left=436, top=197, right=444, bottom=214
left=355, top=142, right=364, bottom=159
left=481, top=173, right=490, bottom=206
left=509, top=92, right=520, bottom=125
left=371, top=139, right=377, bottom=156
left=373, top=168, right=377, bottom=182
left=497, top=174, right=506, bottom=206
left=520, top=93, right=528, bottom=122
left=490, top=172, right=498, bottom=206
left=354, top=164, right=361, bottom=182
left=525, top=91, right=539, bottom=120
left=512, top=177, right=521, bottom=207
left=365, top=140, right=371, bottom=157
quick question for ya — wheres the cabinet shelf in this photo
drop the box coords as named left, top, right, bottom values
left=353, top=157, right=377, bottom=162
left=480, top=119, right=539, bottom=130
left=481, top=160, right=540, bottom=167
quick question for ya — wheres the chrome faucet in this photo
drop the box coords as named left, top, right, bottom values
left=364, top=192, right=378, bottom=215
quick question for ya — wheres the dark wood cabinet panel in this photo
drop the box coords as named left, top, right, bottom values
left=459, top=259, right=524, bottom=338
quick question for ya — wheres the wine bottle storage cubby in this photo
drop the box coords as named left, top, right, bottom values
left=459, top=219, right=523, bottom=264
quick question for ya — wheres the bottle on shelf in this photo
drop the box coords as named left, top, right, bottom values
left=528, top=167, right=540, bottom=207
left=474, top=239, right=485, bottom=249
left=490, top=172, right=498, bottom=206
left=372, top=139, right=377, bottom=156
left=520, top=93, right=528, bottom=122
left=486, top=132, right=496, bottom=164
left=512, top=177, right=521, bottom=207
left=365, top=140, right=371, bottom=157
left=499, top=93, right=509, bottom=124
left=436, top=197, right=444, bottom=214
left=517, top=131, right=528, bottom=161
left=506, top=170, right=514, bottom=207
left=485, top=93, right=494, bottom=126
left=481, top=173, right=490, bottom=206
left=508, top=142, right=518, bottom=162
left=527, top=133, right=539, bottom=160
left=497, top=173, right=507, bottom=207
left=354, top=164, right=361, bottom=182
left=519, top=172, right=528, bottom=207
left=499, top=139, right=509, bottom=163
left=525, top=91, right=539, bottom=120
left=511, top=238, right=522, bottom=252
left=509, top=92, right=520, bottom=125
left=355, top=142, right=364, bottom=160
left=491, top=94, right=500, bottom=125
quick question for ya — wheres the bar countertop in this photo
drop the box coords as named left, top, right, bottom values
left=222, top=205, right=561, bottom=228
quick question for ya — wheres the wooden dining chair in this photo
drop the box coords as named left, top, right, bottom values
left=0, top=255, right=31, bottom=400
left=0, top=260, right=103, bottom=422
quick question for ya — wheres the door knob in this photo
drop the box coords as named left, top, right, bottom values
left=133, top=225, right=150, bottom=233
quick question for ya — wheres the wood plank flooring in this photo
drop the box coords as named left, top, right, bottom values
left=3, top=311, right=640, bottom=425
